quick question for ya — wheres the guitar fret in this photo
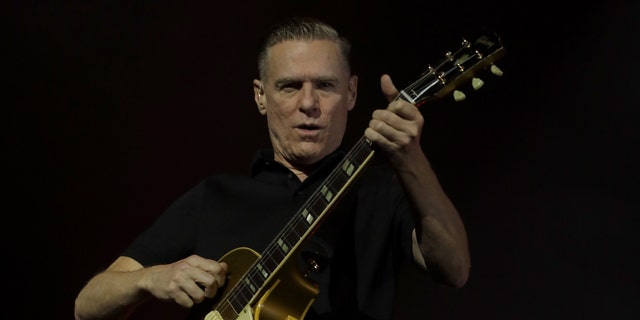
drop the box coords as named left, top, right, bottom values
left=294, top=218, right=309, bottom=235
left=227, top=263, right=267, bottom=307
left=283, top=227, right=301, bottom=245
left=230, top=295, right=245, bottom=314
left=217, top=300, right=237, bottom=319
left=330, top=170, right=349, bottom=190
left=309, top=199, right=327, bottom=218
left=351, top=140, right=374, bottom=163
left=271, top=245, right=286, bottom=262
left=263, top=252, right=281, bottom=272
left=239, top=286, right=253, bottom=304
left=247, top=268, right=263, bottom=288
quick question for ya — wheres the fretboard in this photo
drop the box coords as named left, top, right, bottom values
left=220, top=135, right=376, bottom=314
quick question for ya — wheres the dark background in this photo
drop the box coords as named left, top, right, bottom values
left=5, top=0, right=639, bottom=319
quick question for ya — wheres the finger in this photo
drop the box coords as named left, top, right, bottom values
left=204, top=262, right=228, bottom=298
left=387, top=100, right=422, bottom=122
left=186, top=258, right=228, bottom=299
left=202, top=262, right=228, bottom=289
left=185, top=255, right=227, bottom=282
left=367, top=113, right=405, bottom=146
left=217, top=262, right=228, bottom=285
left=364, top=126, right=398, bottom=153
left=371, top=108, right=416, bottom=137
left=380, top=74, right=399, bottom=102
left=369, top=117, right=410, bottom=148
left=174, top=290, right=196, bottom=308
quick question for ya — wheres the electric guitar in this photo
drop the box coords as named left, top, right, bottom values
left=195, top=30, right=506, bottom=320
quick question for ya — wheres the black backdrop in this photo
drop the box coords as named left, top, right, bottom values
left=5, top=0, right=639, bottom=319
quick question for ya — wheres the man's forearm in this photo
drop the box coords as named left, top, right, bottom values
left=74, top=270, right=149, bottom=320
left=394, top=151, right=471, bottom=287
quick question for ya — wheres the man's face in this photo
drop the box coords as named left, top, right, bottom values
left=254, top=40, right=358, bottom=168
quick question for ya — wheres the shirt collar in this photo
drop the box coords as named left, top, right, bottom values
left=250, top=147, right=347, bottom=178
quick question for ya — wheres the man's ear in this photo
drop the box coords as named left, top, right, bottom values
left=253, top=79, right=266, bottom=115
left=347, top=75, right=358, bottom=111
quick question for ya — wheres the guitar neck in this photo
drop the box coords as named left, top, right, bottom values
left=223, top=136, right=376, bottom=310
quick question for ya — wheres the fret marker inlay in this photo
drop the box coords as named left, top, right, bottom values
left=342, top=160, right=355, bottom=176
left=277, top=238, right=290, bottom=253
left=257, top=263, right=268, bottom=279
left=321, top=185, right=334, bottom=202
left=243, top=278, right=256, bottom=292
left=301, top=208, right=314, bottom=224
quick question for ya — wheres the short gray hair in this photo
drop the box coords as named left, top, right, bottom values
left=257, top=17, right=352, bottom=80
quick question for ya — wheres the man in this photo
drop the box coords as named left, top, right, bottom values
left=74, top=16, right=470, bottom=320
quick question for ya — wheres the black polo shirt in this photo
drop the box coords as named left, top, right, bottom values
left=123, top=148, right=419, bottom=320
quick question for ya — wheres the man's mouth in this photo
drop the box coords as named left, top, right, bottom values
left=296, top=124, right=321, bottom=136
left=297, top=123, right=320, bottom=130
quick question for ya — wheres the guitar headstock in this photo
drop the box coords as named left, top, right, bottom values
left=397, top=30, right=506, bottom=105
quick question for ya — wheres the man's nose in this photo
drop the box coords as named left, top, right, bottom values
left=299, top=84, right=319, bottom=113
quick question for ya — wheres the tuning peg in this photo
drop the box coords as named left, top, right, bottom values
left=472, top=77, right=484, bottom=90
left=490, top=64, right=504, bottom=76
left=453, top=90, right=466, bottom=101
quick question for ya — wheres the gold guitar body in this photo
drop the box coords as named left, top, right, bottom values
left=204, top=247, right=319, bottom=320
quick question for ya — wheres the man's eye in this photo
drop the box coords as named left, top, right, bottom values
left=318, top=82, right=334, bottom=89
left=280, top=83, right=302, bottom=91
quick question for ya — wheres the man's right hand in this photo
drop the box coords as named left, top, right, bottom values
left=136, top=255, right=228, bottom=308
left=74, top=255, right=228, bottom=320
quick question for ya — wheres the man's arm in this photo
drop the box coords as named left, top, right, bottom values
left=364, top=74, right=471, bottom=287
left=399, top=150, right=470, bottom=287
left=74, top=255, right=228, bottom=320
left=74, top=257, right=151, bottom=320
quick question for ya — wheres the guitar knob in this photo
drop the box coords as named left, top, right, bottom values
left=490, top=64, right=504, bottom=76
left=472, top=77, right=484, bottom=90
left=453, top=90, right=466, bottom=101
left=301, top=250, right=331, bottom=277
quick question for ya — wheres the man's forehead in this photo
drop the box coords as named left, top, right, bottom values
left=264, top=40, right=347, bottom=81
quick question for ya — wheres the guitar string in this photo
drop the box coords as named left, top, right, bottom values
left=401, top=43, right=479, bottom=103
